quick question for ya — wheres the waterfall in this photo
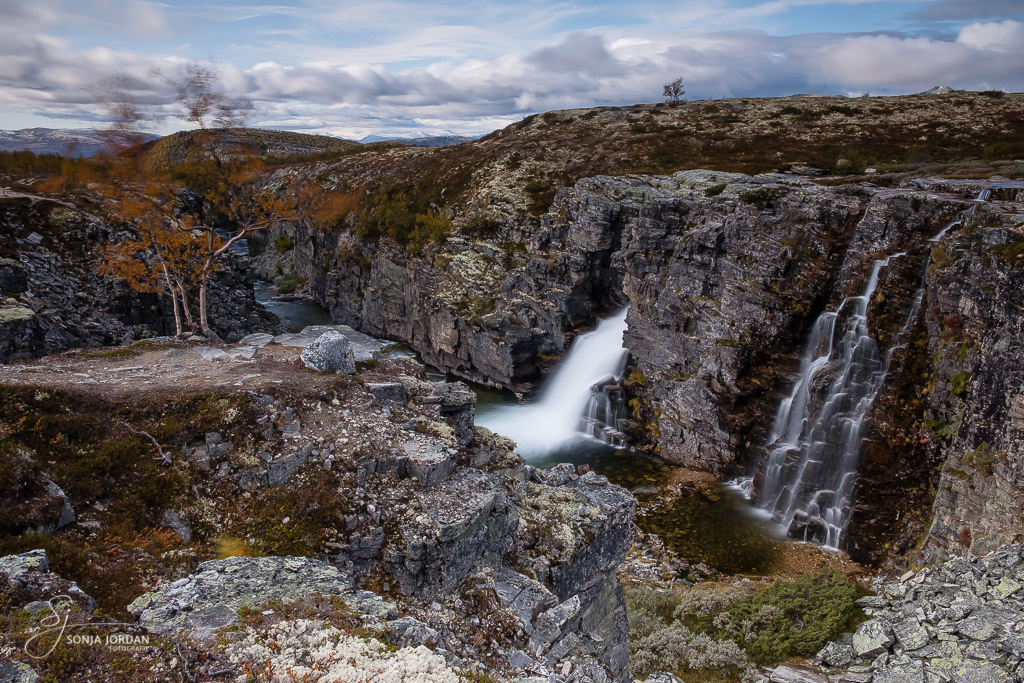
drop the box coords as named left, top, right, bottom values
left=756, top=254, right=901, bottom=548
left=477, top=307, right=629, bottom=458
left=738, top=188, right=991, bottom=549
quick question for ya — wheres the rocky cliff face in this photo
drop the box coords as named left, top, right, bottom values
left=266, top=170, right=1024, bottom=566
left=0, top=195, right=282, bottom=362
left=913, top=182, right=1024, bottom=562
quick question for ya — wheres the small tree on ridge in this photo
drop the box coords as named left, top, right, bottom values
left=663, top=77, right=686, bottom=104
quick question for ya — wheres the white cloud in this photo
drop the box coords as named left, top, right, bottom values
left=957, top=18, right=1024, bottom=50
left=810, top=20, right=1024, bottom=90
left=1, top=1, right=1023, bottom=137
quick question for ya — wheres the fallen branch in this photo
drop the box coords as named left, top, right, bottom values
left=119, top=421, right=172, bottom=466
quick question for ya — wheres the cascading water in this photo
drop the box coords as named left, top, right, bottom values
left=476, top=307, right=629, bottom=458
left=754, top=254, right=901, bottom=548
left=739, top=188, right=991, bottom=549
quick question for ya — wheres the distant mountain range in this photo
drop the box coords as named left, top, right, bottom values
left=0, top=127, right=475, bottom=158
left=358, top=134, right=475, bottom=147
left=0, top=128, right=161, bottom=157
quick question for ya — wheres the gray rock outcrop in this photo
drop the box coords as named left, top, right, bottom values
left=128, top=555, right=393, bottom=643
left=0, top=196, right=285, bottom=363
left=0, top=549, right=95, bottom=612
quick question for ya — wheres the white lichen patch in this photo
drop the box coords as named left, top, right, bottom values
left=226, top=618, right=463, bottom=683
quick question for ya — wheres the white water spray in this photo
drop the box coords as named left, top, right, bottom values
left=477, top=308, right=629, bottom=458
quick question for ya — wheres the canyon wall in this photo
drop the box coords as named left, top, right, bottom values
left=0, top=195, right=282, bottom=361
left=261, top=171, right=1024, bottom=565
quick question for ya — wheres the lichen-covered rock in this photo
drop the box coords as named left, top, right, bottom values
left=816, top=544, right=1024, bottom=683
left=382, top=470, right=515, bottom=596
left=225, top=618, right=461, bottom=683
left=301, top=330, right=356, bottom=374
left=0, top=661, right=39, bottom=683
left=892, top=618, right=930, bottom=651
left=873, top=658, right=925, bottom=683
left=815, top=641, right=854, bottom=667
left=127, top=555, right=392, bottom=642
left=0, top=549, right=95, bottom=612
left=852, top=618, right=894, bottom=658
left=513, top=471, right=635, bottom=680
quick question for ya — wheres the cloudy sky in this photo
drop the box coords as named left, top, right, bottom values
left=1, top=0, right=1022, bottom=139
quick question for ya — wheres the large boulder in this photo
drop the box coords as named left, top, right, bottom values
left=301, top=330, right=356, bottom=374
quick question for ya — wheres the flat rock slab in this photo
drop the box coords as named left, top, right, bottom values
left=769, top=666, right=830, bottom=683
left=401, top=440, right=458, bottom=485
left=128, top=556, right=394, bottom=643
left=195, top=346, right=227, bottom=362
left=951, top=661, right=1013, bottom=683
left=853, top=618, right=894, bottom=658
left=230, top=346, right=258, bottom=361
left=893, top=618, right=930, bottom=651
left=274, top=324, right=386, bottom=362
left=873, top=659, right=925, bottom=683
left=366, top=382, right=407, bottom=404
left=237, top=332, right=275, bottom=347
left=493, top=566, right=557, bottom=629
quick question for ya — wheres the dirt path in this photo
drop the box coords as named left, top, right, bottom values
left=0, top=341, right=338, bottom=399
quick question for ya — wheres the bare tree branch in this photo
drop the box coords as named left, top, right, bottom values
left=119, top=421, right=172, bottom=466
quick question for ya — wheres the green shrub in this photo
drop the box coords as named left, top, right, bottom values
left=950, top=372, right=970, bottom=397
left=718, top=571, right=863, bottom=663
left=274, top=233, right=294, bottom=253
left=354, top=183, right=450, bottom=251
left=628, top=572, right=864, bottom=676
left=274, top=272, right=307, bottom=294
left=738, top=187, right=786, bottom=211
